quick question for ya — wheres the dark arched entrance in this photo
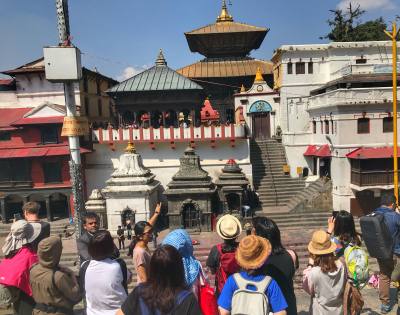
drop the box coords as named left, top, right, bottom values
left=4, top=194, right=23, bottom=221
left=50, top=193, right=69, bottom=219
left=121, top=206, right=135, bottom=226
left=181, top=200, right=200, bottom=231
left=226, top=193, right=240, bottom=212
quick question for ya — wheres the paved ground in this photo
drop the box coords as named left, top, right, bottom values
left=0, top=227, right=395, bottom=314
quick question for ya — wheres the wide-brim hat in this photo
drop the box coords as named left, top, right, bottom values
left=216, top=214, right=242, bottom=240
left=2, top=220, right=42, bottom=256
left=235, top=235, right=271, bottom=270
left=308, top=230, right=337, bottom=255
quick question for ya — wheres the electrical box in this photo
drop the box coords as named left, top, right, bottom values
left=43, top=46, right=82, bottom=82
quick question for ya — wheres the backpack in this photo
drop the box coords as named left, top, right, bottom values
left=216, top=244, right=239, bottom=293
left=344, top=243, right=369, bottom=288
left=0, top=284, right=19, bottom=308
left=79, top=258, right=128, bottom=295
left=231, top=273, right=271, bottom=315
left=360, top=212, right=393, bottom=260
left=138, top=288, right=191, bottom=315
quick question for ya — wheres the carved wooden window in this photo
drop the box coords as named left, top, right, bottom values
left=43, top=161, right=62, bottom=183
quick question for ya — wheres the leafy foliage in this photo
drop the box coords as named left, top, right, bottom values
left=322, top=3, right=388, bottom=42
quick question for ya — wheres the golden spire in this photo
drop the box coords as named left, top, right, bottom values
left=254, top=67, right=264, bottom=82
left=216, top=0, right=233, bottom=23
left=155, top=49, right=167, bottom=66
left=240, top=84, right=246, bottom=93
left=125, top=142, right=136, bottom=153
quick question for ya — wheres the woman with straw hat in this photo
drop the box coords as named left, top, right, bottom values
left=303, top=230, right=346, bottom=315
left=206, top=214, right=242, bottom=296
left=218, top=235, right=288, bottom=315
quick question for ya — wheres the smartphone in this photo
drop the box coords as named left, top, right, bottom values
left=332, top=211, right=339, bottom=219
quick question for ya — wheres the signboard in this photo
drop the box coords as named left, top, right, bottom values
left=61, top=116, right=89, bottom=136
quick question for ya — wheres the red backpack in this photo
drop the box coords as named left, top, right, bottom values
left=216, top=243, right=240, bottom=293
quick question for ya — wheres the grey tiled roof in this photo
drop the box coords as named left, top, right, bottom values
left=108, top=51, right=203, bottom=93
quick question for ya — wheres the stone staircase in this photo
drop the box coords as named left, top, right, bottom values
left=250, top=139, right=305, bottom=208
left=287, top=178, right=333, bottom=213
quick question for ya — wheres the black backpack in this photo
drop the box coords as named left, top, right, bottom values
left=360, top=212, right=393, bottom=260
left=79, top=258, right=128, bottom=295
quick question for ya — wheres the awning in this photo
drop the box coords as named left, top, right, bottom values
left=304, top=145, right=331, bottom=157
left=315, top=145, right=331, bottom=157
left=0, top=146, right=91, bottom=159
left=304, top=145, right=318, bottom=156
left=347, top=147, right=398, bottom=159
left=12, top=116, right=64, bottom=126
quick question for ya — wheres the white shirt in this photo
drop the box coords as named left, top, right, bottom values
left=85, top=258, right=127, bottom=315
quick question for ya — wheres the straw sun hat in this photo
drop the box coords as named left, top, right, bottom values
left=235, top=235, right=272, bottom=270
left=216, top=214, right=242, bottom=240
left=308, top=230, right=337, bottom=255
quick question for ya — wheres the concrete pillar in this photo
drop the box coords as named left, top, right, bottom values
left=0, top=199, right=6, bottom=223
left=45, top=196, right=53, bottom=222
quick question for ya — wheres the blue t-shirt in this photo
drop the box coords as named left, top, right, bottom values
left=218, top=272, right=288, bottom=313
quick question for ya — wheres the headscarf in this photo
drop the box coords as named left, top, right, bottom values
left=162, top=229, right=200, bottom=286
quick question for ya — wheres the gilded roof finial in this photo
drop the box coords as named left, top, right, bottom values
left=155, top=49, right=167, bottom=66
left=125, top=142, right=136, bottom=154
left=216, top=0, right=233, bottom=23
left=240, top=84, right=246, bottom=93
left=254, top=67, right=264, bottom=82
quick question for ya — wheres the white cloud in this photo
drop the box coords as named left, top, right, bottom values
left=337, top=0, right=396, bottom=11
left=117, top=65, right=149, bottom=81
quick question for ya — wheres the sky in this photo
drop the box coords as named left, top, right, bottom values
left=0, top=0, right=398, bottom=80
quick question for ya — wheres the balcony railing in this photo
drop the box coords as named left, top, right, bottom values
left=0, top=181, right=33, bottom=189
left=308, top=87, right=394, bottom=110
left=351, top=170, right=399, bottom=187
left=92, top=124, right=247, bottom=148
left=330, top=63, right=400, bottom=81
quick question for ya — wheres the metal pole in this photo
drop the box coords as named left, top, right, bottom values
left=55, top=0, right=85, bottom=237
left=385, top=23, right=400, bottom=205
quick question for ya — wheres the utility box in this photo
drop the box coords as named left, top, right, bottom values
left=43, top=46, right=82, bottom=82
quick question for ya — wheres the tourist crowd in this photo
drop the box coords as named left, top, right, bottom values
left=0, top=194, right=399, bottom=314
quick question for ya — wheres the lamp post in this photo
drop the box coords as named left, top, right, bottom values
left=384, top=23, right=400, bottom=204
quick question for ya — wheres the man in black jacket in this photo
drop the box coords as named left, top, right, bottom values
left=77, top=212, right=99, bottom=262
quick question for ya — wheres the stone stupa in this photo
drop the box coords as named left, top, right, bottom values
left=102, top=142, right=160, bottom=234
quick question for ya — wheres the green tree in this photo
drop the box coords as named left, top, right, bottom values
left=322, top=3, right=388, bottom=41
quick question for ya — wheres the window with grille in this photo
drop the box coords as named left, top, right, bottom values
left=308, top=62, right=313, bottom=74
left=41, top=126, right=59, bottom=144
left=296, top=62, right=306, bottom=74
left=43, top=161, right=62, bottom=183
left=287, top=62, right=293, bottom=74
left=383, top=117, right=393, bottom=133
left=357, top=118, right=370, bottom=134
left=325, top=120, right=330, bottom=134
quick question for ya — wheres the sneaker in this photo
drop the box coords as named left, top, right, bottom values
left=381, top=303, right=392, bottom=314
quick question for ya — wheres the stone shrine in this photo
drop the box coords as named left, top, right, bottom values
left=164, top=147, right=216, bottom=232
left=85, top=189, right=107, bottom=229
left=215, top=159, right=250, bottom=216
left=102, top=143, right=160, bottom=234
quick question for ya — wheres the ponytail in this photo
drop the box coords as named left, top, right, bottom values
left=126, top=221, right=153, bottom=257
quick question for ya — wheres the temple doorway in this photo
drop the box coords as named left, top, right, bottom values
left=182, top=202, right=200, bottom=230
left=249, top=100, right=273, bottom=140
left=121, top=206, right=135, bottom=226
left=226, top=193, right=240, bottom=212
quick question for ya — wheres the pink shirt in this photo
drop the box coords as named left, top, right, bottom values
left=0, top=246, right=38, bottom=296
left=133, top=246, right=151, bottom=284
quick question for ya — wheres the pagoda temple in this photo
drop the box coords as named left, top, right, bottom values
left=177, top=0, right=272, bottom=123
left=108, top=50, right=204, bottom=128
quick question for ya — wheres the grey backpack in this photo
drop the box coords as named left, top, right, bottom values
left=231, top=273, right=271, bottom=315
